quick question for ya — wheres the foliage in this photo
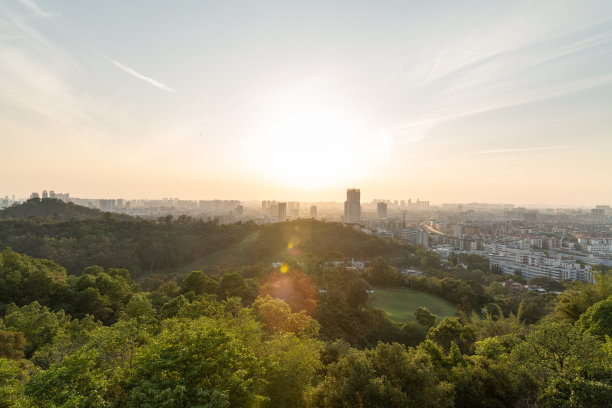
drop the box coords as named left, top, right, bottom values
left=308, top=342, right=453, bottom=407
left=3, top=302, right=72, bottom=357
left=427, top=317, right=478, bottom=353
left=0, top=198, right=125, bottom=222
left=260, top=269, right=317, bottom=315
left=456, top=253, right=490, bottom=273
left=517, top=293, right=555, bottom=324
left=528, top=276, right=565, bottom=292
left=509, top=321, right=612, bottom=406
left=254, top=296, right=320, bottom=337
left=0, top=330, right=26, bottom=360
left=123, top=318, right=267, bottom=408
left=363, top=257, right=402, bottom=285
left=0, top=248, right=67, bottom=311
left=576, top=295, right=612, bottom=339
left=1, top=223, right=611, bottom=407
left=0, top=358, right=30, bottom=408
left=415, top=306, right=437, bottom=329
left=261, top=334, right=323, bottom=408
left=25, top=348, right=114, bottom=408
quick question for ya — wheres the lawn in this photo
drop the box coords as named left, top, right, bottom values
left=371, top=286, right=456, bottom=323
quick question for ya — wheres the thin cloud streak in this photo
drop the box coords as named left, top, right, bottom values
left=384, top=10, right=612, bottom=147
left=475, top=146, right=569, bottom=155
left=18, top=0, right=52, bottom=18
left=108, top=58, right=175, bottom=93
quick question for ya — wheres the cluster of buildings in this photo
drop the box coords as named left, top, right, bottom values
left=0, top=195, right=16, bottom=209
left=5, top=188, right=610, bottom=285
left=573, top=235, right=612, bottom=254
left=29, top=190, right=70, bottom=201
left=417, top=213, right=612, bottom=283
left=261, top=201, right=308, bottom=222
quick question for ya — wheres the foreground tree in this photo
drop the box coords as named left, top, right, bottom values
left=308, top=342, right=453, bottom=408
left=576, top=295, right=612, bottom=339
left=415, top=306, right=437, bottom=329
left=123, top=318, right=267, bottom=407
left=510, top=321, right=612, bottom=407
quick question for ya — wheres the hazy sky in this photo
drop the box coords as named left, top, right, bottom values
left=1, top=0, right=611, bottom=205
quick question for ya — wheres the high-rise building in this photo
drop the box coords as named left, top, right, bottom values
left=377, top=202, right=387, bottom=219
left=99, top=199, right=116, bottom=211
left=42, top=190, right=48, bottom=199
left=235, top=205, right=244, bottom=216
left=344, top=188, right=361, bottom=224
left=278, top=202, right=287, bottom=221
left=310, top=205, right=317, bottom=219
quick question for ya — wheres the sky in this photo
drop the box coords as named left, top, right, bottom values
left=1, top=0, right=611, bottom=206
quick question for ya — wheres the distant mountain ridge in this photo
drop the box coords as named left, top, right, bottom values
left=0, top=198, right=132, bottom=222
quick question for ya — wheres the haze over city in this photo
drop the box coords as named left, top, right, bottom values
left=1, top=0, right=611, bottom=205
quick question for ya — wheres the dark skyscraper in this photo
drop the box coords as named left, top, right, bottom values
left=377, top=202, right=387, bottom=219
left=344, top=188, right=361, bottom=224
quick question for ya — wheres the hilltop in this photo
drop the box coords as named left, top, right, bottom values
left=0, top=198, right=132, bottom=222
left=0, top=214, right=407, bottom=275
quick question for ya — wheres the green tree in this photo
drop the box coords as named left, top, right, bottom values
left=25, top=348, right=112, bottom=408
left=555, top=284, right=600, bottom=322
left=308, top=342, right=453, bottom=408
left=510, top=321, right=612, bottom=406
left=3, top=302, right=71, bottom=357
left=517, top=294, right=554, bottom=324
left=414, top=306, right=437, bottom=329
left=124, top=318, right=267, bottom=408
left=262, top=334, right=322, bottom=408
left=260, top=270, right=318, bottom=315
left=182, top=270, right=218, bottom=296
left=0, top=358, right=30, bottom=408
left=364, top=257, right=401, bottom=285
left=0, top=248, right=67, bottom=310
left=427, top=317, right=476, bottom=353
left=0, top=330, right=26, bottom=360
left=576, top=295, right=612, bottom=339
left=253, top=296, right=319, bottom=337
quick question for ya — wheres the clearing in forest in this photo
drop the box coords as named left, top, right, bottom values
left=372, top=286, right=456, bottom=323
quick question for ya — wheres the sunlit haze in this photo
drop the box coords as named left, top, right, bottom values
left=1, top=0, right=611, bottom=205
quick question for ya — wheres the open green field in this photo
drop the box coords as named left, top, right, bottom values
left=372, top=286, right=456, bottom=323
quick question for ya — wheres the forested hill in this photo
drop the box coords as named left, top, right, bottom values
left=0, top=198, right=131, bottom=222
left=0, top=213, right=406, bottom=275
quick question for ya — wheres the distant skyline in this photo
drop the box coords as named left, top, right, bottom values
left=3, top=189, right=607, bottom=209
left=1, top=1, right=611, bottom=205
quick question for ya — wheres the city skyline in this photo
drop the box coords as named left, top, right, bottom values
left=3, top=187, right=609, bottom=210
left=1, top=1, right=611, bottom=205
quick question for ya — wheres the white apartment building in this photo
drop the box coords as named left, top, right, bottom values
left=482, top=242, right=593, bottom=282
left=585, top=244, right=612, bottom=254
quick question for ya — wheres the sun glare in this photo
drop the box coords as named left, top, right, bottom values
left=251, top=98, right=376, bottom=188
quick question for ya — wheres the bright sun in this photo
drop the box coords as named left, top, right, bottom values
left=251, top=98, right=377, bottom=188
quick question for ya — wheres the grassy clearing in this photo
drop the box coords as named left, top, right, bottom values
left=371, top=286, right=456, bottom=323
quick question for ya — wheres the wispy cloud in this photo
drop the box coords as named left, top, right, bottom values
left=383, top=4, right=612, bottom=146
left=108, top=58, right=175, bottom=93
left=0, top=9, right=138, bottom=146
left=18, top=0, right=52, bottom=18
left=474, top=146, right=569, bottom=155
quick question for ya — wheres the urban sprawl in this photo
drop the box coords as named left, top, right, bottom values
left=4, top=188, right=611, bottom=284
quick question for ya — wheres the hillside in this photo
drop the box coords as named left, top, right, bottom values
left=0, top=216, right=407, bottom=275
left=0, top=198, right=130, bottom=222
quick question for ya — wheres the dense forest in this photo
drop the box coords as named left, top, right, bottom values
left=0, top=199, right=405, bottom=274
left=0, top=200, right=611, bottom=407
